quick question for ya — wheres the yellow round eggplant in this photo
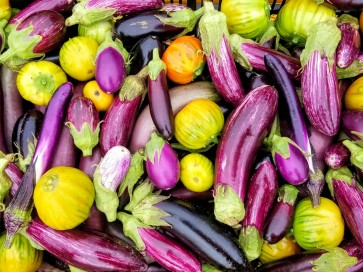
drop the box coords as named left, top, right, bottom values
left=259, top=236, right=301, bottom=264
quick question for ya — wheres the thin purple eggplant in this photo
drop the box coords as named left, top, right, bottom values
left=343, top=240, right=363, bottom=272
left=323, top=0, right=363, bottom=10
left=239, top=160, right=278, bottom=261
left=79, top=144, right=103, bottom=178
left=213, top=85, right=278, bottom=227
left=168, top=186, right=213, bottom=201
left=148, top=48, right=174, bottom=140
left=6, top=162, right=23, bottom=196
left=324, top=141, right=351, bottom=169
left=84, top=203, right=107, bottom=232
left=198, top=2, right=245, bottom=106
left=263, top=184, right=299, bottom=244
left=342, top=110, right=363, bottom=142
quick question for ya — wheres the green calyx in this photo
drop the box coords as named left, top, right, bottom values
left=337, top=59, right=363, bottom=79
left=258, top=21, right=280, bottom=50
left=66, top=121, right=101, bottom=157
left=238, top=226, right=263, bottom=262
left=69, top=266, right=87, bottom=272
left=96, top=32, right=129, bottom=65
left=202, top=264, right=222, bottom=272
left=277, top=184, right=299, bottom=206
left=16, top=137, right=37, bottom=173
left=124, top=179, right=154, bottom=212
left=214, top=184, right=245, bottom=228
left=119, top=66, right=148, bottom=101
left=229, top=34, right=253, bottom=71
left=338, top=14, right=359, bottom=29
left=144, top=132, right=166, bottom=164
left=0, top=152, right=14, bottom=211
left=148, top=48, right=166, bottom=81
left=325, top=167, right=353, bottom=198
left=271, top=135, right=302, bottom=160
left=312, top=247, right=357, bottom=272
left=343, top=139, right=363, bottom=169
left=193, top=58, right=206, bottom=80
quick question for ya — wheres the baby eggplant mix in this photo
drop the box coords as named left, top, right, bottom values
left=2, top=0, right=363, bottom=271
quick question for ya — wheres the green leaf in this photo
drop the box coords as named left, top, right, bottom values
left=238, top=226, right=263, bottom=262
left=325, top=167, right=353, bottom=198
left=0, top=153, right=14, bottom=211
left=312, top=247, right=357, bottom=272
left=202, top=264, right=222, bottom=272
left=124, top=179, right=154, bottom=212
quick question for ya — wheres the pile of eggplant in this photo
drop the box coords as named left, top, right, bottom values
left=1, top=0, right=363, bottom=271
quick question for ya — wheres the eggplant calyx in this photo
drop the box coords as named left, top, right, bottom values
left=144, top=132, right=165, bottom=164
left=257, top=21, right=281, bottom=50
left=306, top=171, right=325, bottom=208
left=124, top=179, right=154, bottom=212
left=238, top=225, right=263, bottom=262
left=229, top=34, right=253, bottom=71
left=338, top=14, right=359, bottom=29
left=277, top=184, right=299, bottom=206
left=312, top=247, right=357, bottom=272
left=119, top=66, right=148, bottom=101
left=148, top=48, right=166, bottom=81
left=343, top=139, right=363, bottom=169
left=0, top=155, right=12, bottom=211
left=325, top=166, right=354, bottom=198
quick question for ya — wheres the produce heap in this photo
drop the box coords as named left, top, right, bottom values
left=0, top=0, right=363, bottom=271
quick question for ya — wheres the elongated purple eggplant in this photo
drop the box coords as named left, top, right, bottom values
left=145, top=132, right=179, bottom=190
left=100, top=66, right=148, bottom=155
left=198, top=2, right=245, bottom=106
left=118, top=212, right=202, bottom=272
left=26, top=217, right=148, bottom=272
left=66, top=0, right=164, bottom=26
left=239, top=160, right=278, bottom=261
left=263, top=184, right=299, bottom=244
left=168, top=186, right=213, bottom=201
left=343, top=240, right=363, bottom=272
left=337, top=52, right=363, bottom=79
left=336, top=14, right=360, bottom=69
left=326, top=167, right=363, bottom=248
left=6, top=162, right=23, bottom=196
left=214, top=85, right=278, bottom=227
left=323, top=0, right=363, bottom=10
left=84, top=203, right=107, bottom=232
left=79, top=144, right=103, bottom=178
left=0, top=10, right=66, bottom=70
left=0, top=66, right=6, bottom=154
left=148, top=48, right=174, bottom=140
left=300, top=20, right=342, bottom=136
left=342, top=110, right=363, bottom=142
left=324, top=141, right=351, bottom=169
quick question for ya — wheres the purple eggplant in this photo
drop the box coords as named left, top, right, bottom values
left=0, top=65, right=6, bottom=154
left=145, top=132, right=179, bottom=190
left=323, top=0, right=363, bottom=10
left=148, top=48, right=174, bottom=140
left=6, top=162, right=23, bottom=196
left=343, top=240, right=363, bottom=272
left=66, top=0, right=164, bottom=26
left=324, top=141, right=351, bottom=169
left=263, top=184, right=299, bottom=244
left=198, top=2, right=245, bottom=106
left=336, top=14, right=360, bottom=69
left=0, top=10, right=66, bottom=70
left=79, top=144, right=103, bottom=178
left=118, top=212, right=202, bottom=272
left=84, top=203, right=106, bottom=232
left=337, top=52, right=363, bottom=79
left=168, top=186, right=213, bottom=202
left=342, top=110, right=363, bottom=142
left=214, top=85, right=278, bottom=227
left=239, top=160, right=278, bottom=261
left=26, top=217, right=148, bottom=272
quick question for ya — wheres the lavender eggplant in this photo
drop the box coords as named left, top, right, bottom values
left=145, top=132, right=179, bottom=190
left=148, top=48, right=174, bottom=140
left=118, top=212, right=202, bottom=272
left=7, top=162, right=23, bottom=196
left=66, top=0, right=164, bottom=26
left=324, top=141, right=351, bottom=169
left=336, top=14, right=360, bottom=69
left=342, top=110, right=363, bottom=142
left=26, top=217, right=148, bottom=272
left=239, top=160, right=278, bottom=261
left=198, top=2, right=245, bottom=106
left=79, top=144, right=103, bottom=178
left=214, top=85, right=278, bottom=227
left=263, top=184, right=299, bottom=244
left=343, top=240, right=363, bottom=272
left=93, top=145, right=131, bottom=222
left=337, top=52, right=363, bottom=79
left=0, top=10, right=66, bottom=70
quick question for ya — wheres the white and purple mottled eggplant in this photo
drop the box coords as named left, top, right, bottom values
left=324, top=141, right=351, bottom=169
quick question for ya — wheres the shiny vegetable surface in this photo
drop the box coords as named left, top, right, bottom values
left=259, top=236, right=301, bottom=264
left=344, top=76, right=363, bottom=110
left=83, top=80, right=114, bottom=112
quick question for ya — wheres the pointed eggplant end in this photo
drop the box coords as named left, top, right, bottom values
left=239, top=226, right=263, bottom=262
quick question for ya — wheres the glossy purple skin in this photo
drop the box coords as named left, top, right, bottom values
left=324, top=0, right=363, bottom=10
left=67, top=96, right=100, bottom=132
left=337, top=23, right=360, bottom=69
left=214, top=85, right=278, bottom=200
left=207, top=35, right=244, bottom=105
left=16, top=10, right=66, bottom=54
left=6, top=162, right=23, bottom=196
left=343, top=240, right=363, bottom=272
left=242, top=161, right=278, bottom=232
left=169, top=186, right=213, bottom=201
left=96, top=47, right=126, bottom=94
left=79, top=145, right=103, bottom=178
left=86, top=0, right=164, bottom=16
left=146, top=142, right=180, bottom=190
left=9, top=0, right=74, bottom=26
left=26, top=218, right=148, bottom=272
left=274, top=143, right=309, bottom=186
left=324, top=141, right=351, bottom=169
left=342, top=110, right=363, bottom=141
left=301, top=51, right=341, bottom=136
left=84, top=204, right=106, bottom=232
left=138, top=228, right=202, bottom=272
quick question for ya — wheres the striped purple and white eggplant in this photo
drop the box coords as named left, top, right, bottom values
left=214, top=85, right=278, bottom=227
left=6, top=162, right=23, bottom=196
left=343, top=240, right=363, bottom=272
left=342, top=109, right=363, bottom=142
left=337, top=52, right=363, bottom=79
left=239, top=160, right=278, bottom=261
left=198, top=2, right=244, bottom=106
left=336, top=14, right=360, bottom=69
left=26, top=217, right=148, bottom=272
left=118, top=212, right=202, bottom=272
left=300, top=19, right=342, bottom=136
left=326, top=167, right=363, bottom=248
left=263, top=184, right=299, bottom=244
left=66, top=0, right=164, bottom=26
left=324, top=141, right=351, bottom=169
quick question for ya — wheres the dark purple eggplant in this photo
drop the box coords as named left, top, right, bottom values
left=342, top=110, right=363, bottom=142
left=248, top=74, right=272, bottom=92
left=148, top=48, right=174, bottom=140
left=263, top=184, right=299, bottom=244
left=66, top=0, right=164, bottom=26
left=78, top=144, right=103, bottom=178
left=323, top=0, right=363, bottom=10
left=324, top=141, right=351, bottom=169
left=168, top=186, right=213, bottom=202
left=84, top=203, right=107, bottom=232
left=239, top=160, right=278, bottom=261
left=214, top=85, right=278, bottom=227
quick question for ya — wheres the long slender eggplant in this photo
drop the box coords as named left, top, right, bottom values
left=324, top=141, right=351, bottom=169
left=239, top=160, right=278, bottom=261
left=6, top=162, right=23, bottom=196
left=148, top=48, right=174, bottom=140
left=342, top=110, right=363, bottom=142
left=198, top=2, right=245, bottom=106
left=214, top=85, right=278, bottom=227
left=343, top=240, right=363, bottom=272
left=337, top=52, right=363, bottom=79
left=78, top=144, right=103, bottom=178
left=263, top=184, right=299, bottom=244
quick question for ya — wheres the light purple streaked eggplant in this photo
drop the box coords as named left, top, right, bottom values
left=323, top=0, right=363, bottom=10
left=324, top=141, right=351, bottom=169
left=343, top=240, right=363, bottom=272
left=342, top=110, right=363, bottom=142
left=6, top=162, right=23, bottom=196
left=337, top=52, right=363, bottom=79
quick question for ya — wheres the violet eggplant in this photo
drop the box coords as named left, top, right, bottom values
left=198, top=2, right=245, bottom=106
left=337, top=52, right=363, bottom=79
left=66, top=0, right=164, bottom=26
left=214, top=85, right=278, bottom=227
left=0, top=10, right=66, bottom=70
left=66, top=96, right=101, bottom=157
left=323, top=0, right=363, bottom=10
left=118, top=212, right=202, bottom=272
left=343, top=240, right=363, bottom=272
left=239, top=160, right=278, bottom=261
left=148, top=48, right=174, bottom=140
left=324, top=141, right=351, bottom=169
left=84, top=203, right=107, bottom=232
left=78, top=144, right=103, bottom=178
left=248, top=74, right=272, bottom=92
left=336, top=14, right=360, bottom=69
left=168, top=186, right=213, bottom=202
left=342, top=110, right=363, bottom=142
left=300, top=20, right=342, bottom=136
left=26, top=217, right=148, bottom=272
left=100, top=66, right=148, bottom=155
left=145, top=132, right=179, bottom=191
left=6, top=162, right=23, bottom=196
left=263, top=184, right=299, bottom=244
